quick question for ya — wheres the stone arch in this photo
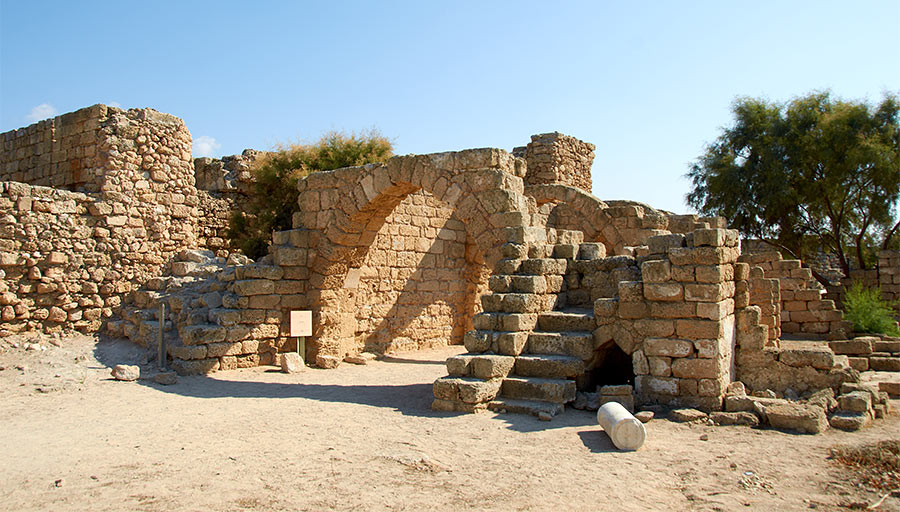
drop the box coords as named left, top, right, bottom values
left=295, top=149, right=532, bottom=367
left=526, top=184, right=622, bottom=253
left=526, top=184, right=670, bottom=255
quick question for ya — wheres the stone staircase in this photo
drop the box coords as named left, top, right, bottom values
left=433, top=229, right=613, bottom=418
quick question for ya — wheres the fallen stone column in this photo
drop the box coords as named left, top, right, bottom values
left=596, top=401, right=646, bottom=451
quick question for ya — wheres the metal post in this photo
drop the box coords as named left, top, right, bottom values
left=158, top=302, right=166, bottom=370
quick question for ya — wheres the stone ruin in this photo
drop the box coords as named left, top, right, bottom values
left=1, top=104, right=898, bottom=432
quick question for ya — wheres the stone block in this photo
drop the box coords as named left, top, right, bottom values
left=829, top=413, right=870, bottom=431
left=869, top=356, right=900, bottom=372
left=497, top=332, right=528, bottom=356
left=669, top=408, right=708, bottom=422
left=671, top=358, right=720, bottom=379
left=764, top=402, right=828, bottom=434
left=471, top=355, right=515, bottom=379
left=838, top=391, right=872, bottom=414
left=644, top=282, right=683, bottom=302
left=233, top=279, right=275, bottom=296
left=648, top=356, right=672, bottom=376
left=829, top=339, right=873, bottom=355
left=675, top=319, right=721, bottom=340
left=641, top=260, right=671, bottom=283
left=710, top=411, right=759, bottom=426
left=879, top=381, right=900, bottom=397
left=778, top=348, right=834, bottom=370
left=644, top=338, right=693, bottom=357
left=694, top=228, right=726, bottom=247
left=847, top=357, right=869, bottom=371
left=182, top=325, right=226, bottom=345
left=463, top=330, right=492, bottom=353
left=281, top=353, right=304, bottom=373
left=171, top=358, right=220, bottom=376
left=111, top=364, right=140, bottom=381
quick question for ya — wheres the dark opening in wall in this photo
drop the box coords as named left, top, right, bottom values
left=578, top=340, right=635, bottom=391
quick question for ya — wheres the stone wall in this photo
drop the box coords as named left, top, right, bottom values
left=519, top=132, right=594, bottom=191
left=739, top=247, right=848, bottom=339
left=1, top=105, right=107, bottom=191
left=0, top=105, right=198, bottom=334
left=353, top=190, right=488, bottom=353
left=193, top=151, right=260, bottom=255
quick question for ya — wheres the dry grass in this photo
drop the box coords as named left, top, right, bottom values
left=830, top=439, right=900, bottom=492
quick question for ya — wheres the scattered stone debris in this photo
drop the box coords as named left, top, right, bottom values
left=281, top=353, right=304, bottom=374
left=110, top=365, right=140, bottom=381
left=634, top=411, right=654, bottom=423
left=669, top=408, right=708, bottom=423
left=710, top=411, right=759, bottom=427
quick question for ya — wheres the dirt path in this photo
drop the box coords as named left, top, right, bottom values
left=0, top=334, right=897, bottom=512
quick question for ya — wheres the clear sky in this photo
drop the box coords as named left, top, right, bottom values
left=1, top=1, right=898, bottom=213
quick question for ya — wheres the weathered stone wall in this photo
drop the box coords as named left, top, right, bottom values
left=193, top=151, right=260, bottom=255
left=0, top=183, right=117, bottom=332
left=0, top=105, right=197, bottom=334
left=520, top=132, right=594, bottom=191
left=826, top=250, right=900, bottom=318
left=353, top=190, right=488, bottom=353
left=0, top=105, right=107, bottom=191
left=739, top=247, right=848, bottom=339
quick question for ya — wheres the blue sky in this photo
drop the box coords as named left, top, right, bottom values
left=1, top=1, right=898, bottom=213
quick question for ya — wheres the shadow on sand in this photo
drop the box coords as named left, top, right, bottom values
left=93, top=336, right=608, bottom=436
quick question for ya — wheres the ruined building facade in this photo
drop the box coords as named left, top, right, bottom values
left=2, top=105, right=898, bottom=417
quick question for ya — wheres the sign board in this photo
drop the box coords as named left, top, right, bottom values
left=290, top=310, right=312, bottom=337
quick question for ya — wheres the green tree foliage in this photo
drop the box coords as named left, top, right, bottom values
left=842, top=283, right=900, bottom=336
left=686, top=91, right=900, bottom=278
left=226, top=130, right=393, bottom=259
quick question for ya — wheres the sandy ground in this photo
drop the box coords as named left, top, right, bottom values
left=0, top=333, right=898, bottom=512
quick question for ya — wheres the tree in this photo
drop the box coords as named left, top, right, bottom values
left=226, top=130, right=393, bottom=259
left=686, top=91, right=900, bottom=280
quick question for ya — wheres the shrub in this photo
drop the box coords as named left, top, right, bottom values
left=841, top=283, right=900, bottom=336
left=226, top=130, right=393, bottom=259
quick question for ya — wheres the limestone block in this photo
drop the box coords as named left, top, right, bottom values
left=632, top=349, right=650, bottom=375
left=644, top=282, right=683, bottom=302
left=765, top=402, right=828, bottom=434
left=710, top=411, right=759, bottom=426
left=869, top=356, right=900, bottom=372
left=671, top=358, right=720, bottom=379
left=829, top=412, right=870, bottom=431
left=281, top=353, right=304, bottom=373
left=675, top=319, right=722, bottom=340
left=641, top=260, right=671, bottom=283
left=829, top=339, right=873, bottom=355
left=446, top=354, right=475, bottom=376
left=634, top=319, right=675, bottom=338
left=233, top=279, right=275, bottom=296
left=648, top=356, right=672, bottom=376
left=778, top=348, right=834, bottom=370
left=471, top=355, right=515, bottom=379
left=497, top=332, right=528, bottom=356
left=181, top=325, right=226, bottom=345
left=693, top=228, right=726, bottom=247
left=463, top=330, right=492, bottom=353
left=111, top=364, right=140, bottom=381
left=669, top=408, right=708, bottom=422
left=617, top=281, right=643, bottom=302
left=838, top=391, right=872, bottom=414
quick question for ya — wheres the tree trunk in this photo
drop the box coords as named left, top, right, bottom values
left=883, top=218, right=900, bottom=250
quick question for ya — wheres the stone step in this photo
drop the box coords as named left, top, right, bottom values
left=537, top=308, right=594, bottom=332
left=516, top=258, right=568, bottom=276
left=487, top=398, right=564, bottom=418
left=577, top=242, right=606, bottom=260
left=526, top=331, right=594, bottom=360
left=514, top=354, right=584, bottom=379
left=481, top=293, right=560, bottom=314
left=500, top=376, right=576, bottom=403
